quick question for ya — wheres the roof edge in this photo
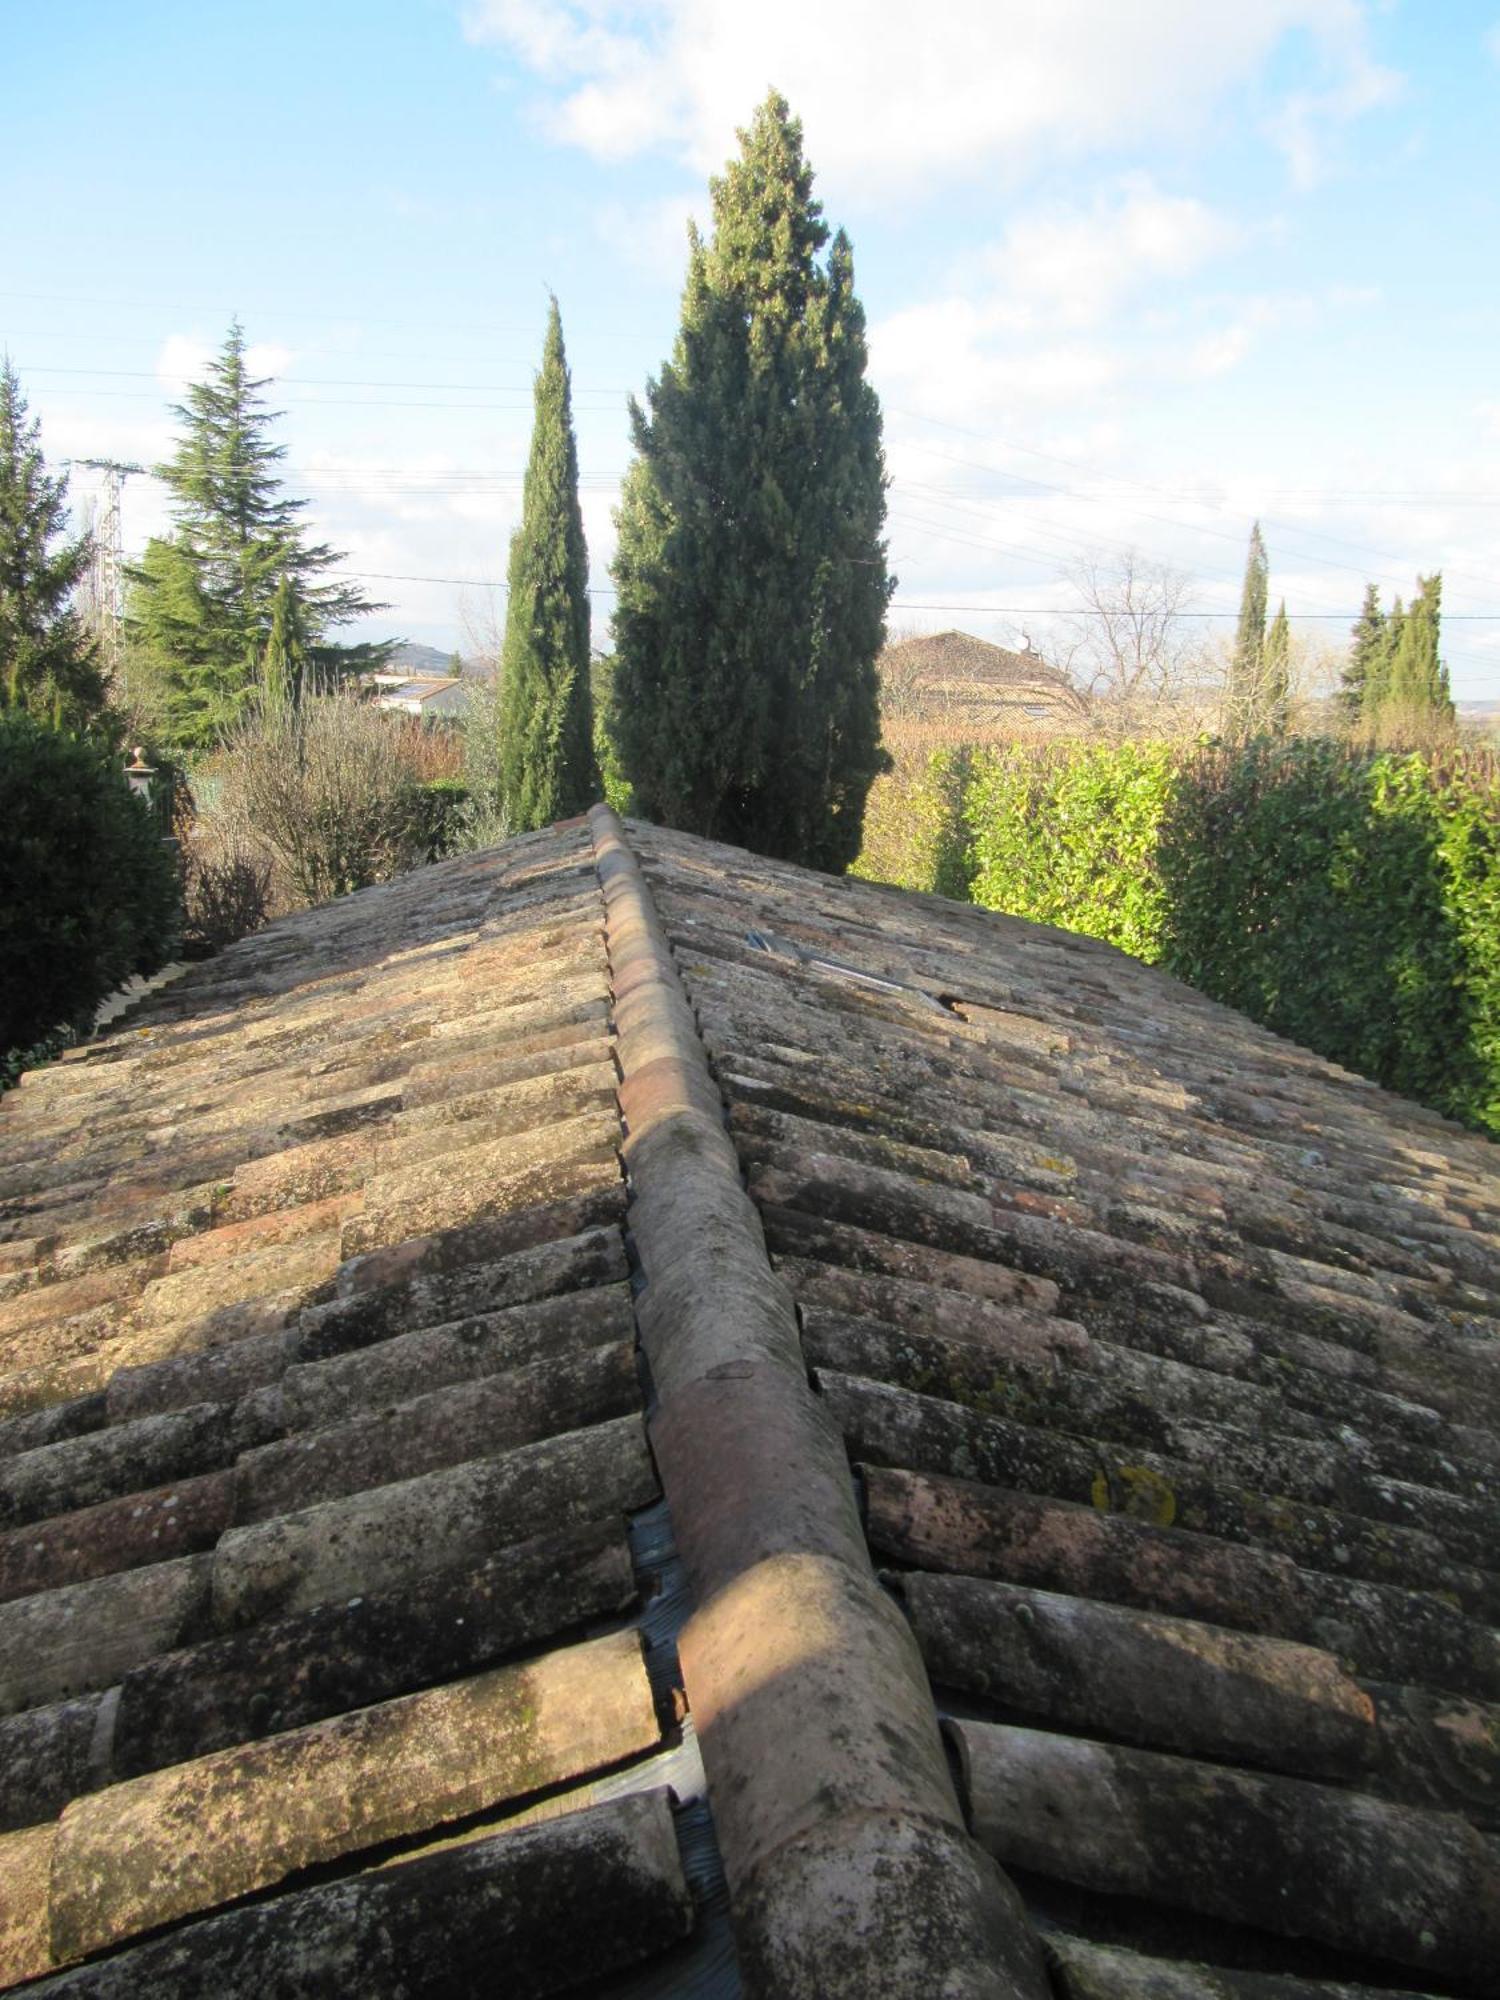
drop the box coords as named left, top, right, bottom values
left=588, top=805, right=1049, bottom=2000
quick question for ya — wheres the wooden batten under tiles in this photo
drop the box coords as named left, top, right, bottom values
left=0, top=806, right=1494, bottom=1998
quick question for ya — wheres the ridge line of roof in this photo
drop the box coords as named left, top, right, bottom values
left=588, top=805, right=1049, bottom=2000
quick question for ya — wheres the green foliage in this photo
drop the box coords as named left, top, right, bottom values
left=0, top=711, right=180, bottom=1055
left=590, top=653, right=635, bottom=816
left=399, top=778, right=471, bottom=862
left=1380, top=572, right=1453, bottom=730
left=930, top=736, right=1500, bottom=1136
left=612, top=90, right=892, bottom=871
left=1223, top=522, right=1270, bottom=739
left=261, top=573, right=310, bottom=716
left=1339, top=583, right=1384, bottom=720
left=497, top=299, right=595, bottom=830
left=128, top=323, right=385, bottom=753
left=0, top=361, right=108, bottom=731
left=1263, top=601, right=1289, bottom=736
left=1158, top=742, right=1493, bottom=1125
left=965, top=741, right=1176, bottom=961
left=851, top=743, right=973, bottom=898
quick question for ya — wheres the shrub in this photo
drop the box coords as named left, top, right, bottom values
left=214, top=697, right=441, bottom=906
left=182, top=845, right=273, bottom=956
left=398, top=779, right=471, bottom=864
left=0, top=712, right=180, bottom=1055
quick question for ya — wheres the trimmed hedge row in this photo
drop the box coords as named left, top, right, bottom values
left=854, top=736, right=1500, bottom=1138
left=1, top=713, right=181, bottom=1059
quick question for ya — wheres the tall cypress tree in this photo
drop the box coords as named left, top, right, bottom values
left=1224, top=522, right=1269, bottom=738
left=497, top=298, right=594, bottom=831
left=1263, top=599, right=1290, bottom=735
left=130, top=323, right=384, bottom=752
left=261, top=573, right=310, bottom=716
left=612, top=90, right=892, bottom=871
left=1339, top=582, right=1384, bottom=722
left=1381, top=573, right=1453, bottom=728
left=0, top=360, right=107, bottom=730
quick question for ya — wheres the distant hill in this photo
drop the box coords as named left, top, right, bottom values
left=386, top=641, right=467, bottom=678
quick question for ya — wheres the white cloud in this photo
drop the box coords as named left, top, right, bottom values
left=466, top=0, right=1394, bottom=197
left=1486, top=20, right=1500, bottom=64
left=1267, top=47, right=1401, bottom=188
left=979, top=178, right=1235, bottom=330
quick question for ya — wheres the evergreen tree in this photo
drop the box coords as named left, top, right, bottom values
left=497, top=298, right=594, bottom=830
left=1263, top=599, right=1290, bottom=735
left=261, top=573, right=310, bottom=716
left=1383, top=573, right=1452, bottom=722
left=612, top=90, right=892, bottom=870
left=1365, top=596, right=1404, bottom=719
left=1339, top=582, right=1384, bottom=721
left=1223, top=522, right=1269, bottom=737
left=129, top=322, right=384, bottom=752
left=0, top=360, right=107, bottom=730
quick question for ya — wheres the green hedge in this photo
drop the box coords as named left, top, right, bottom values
left=854, top=736, right=1500, bottom=1137
left=850, top=744, right=973, bottom=898
left=966, top=741, right=1175, bottom=961
left=0, top=713, right=181, bottom=1058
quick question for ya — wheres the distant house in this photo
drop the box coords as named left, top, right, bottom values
left=877, top=628, right=1079, bottom=732
left=366, top=673, right=470, bottom=720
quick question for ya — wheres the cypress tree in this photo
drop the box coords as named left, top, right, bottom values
left=1224, top=522, right=1269, bottom=738
left=612, top=90, right=892, bottom=871
left=130, top=322, right=384, bottom=753
left=497, top=298, right=594, bottom=831
left=1384, top=573, right=1452, bottom=722
left=261, top=573, right=310, bottom=716
left=1339, top=582, right=1384, bottom=721
left=1263, top=599, right=1290, bottom=735
left=0, top=359, right=107, bottom=730
left=1366, top=595, right=1403, bottom=717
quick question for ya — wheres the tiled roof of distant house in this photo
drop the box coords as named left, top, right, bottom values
left=877, top=629, right=1077, bottom=725
left=370, top=675, right=470, bottom=716
left=0, top=809, right=1496, bottom=1997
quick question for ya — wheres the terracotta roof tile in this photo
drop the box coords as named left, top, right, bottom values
left=0, top=807, right=1494, bottom=1995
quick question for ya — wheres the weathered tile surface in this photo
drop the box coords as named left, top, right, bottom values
left=4, top=809, right=1496, bottom=1998
left=629, top=817, right=1500, bottom=1999
left=0, top=828, right=692, bottom=1995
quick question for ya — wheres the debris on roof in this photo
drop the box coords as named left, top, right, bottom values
left=0, top=806, right=1495, bottom=1997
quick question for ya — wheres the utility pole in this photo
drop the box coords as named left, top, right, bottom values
left=70, top=459, right=145, bottom=683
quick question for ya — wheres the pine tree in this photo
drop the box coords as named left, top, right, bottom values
left=129, top=322, right=384, bottom=752
left=261, top=573, right=310, bottom=716
left=1339, top=583, right=1384, bottom=721
left=1263, top=599, right=1290, bottom=735
left=1223, top=522, right=1269, bottom=738
left=0, top=360, right=107, bottom=730
left=496, top=298, right=594, bottom=831
left=612, top=91, right=892, bottom=870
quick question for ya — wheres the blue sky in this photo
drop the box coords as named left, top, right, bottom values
left=6, top=1, right=1499, bottom=697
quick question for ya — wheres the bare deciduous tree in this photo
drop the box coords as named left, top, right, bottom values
left=1056, top=551, right=1215, bottom=735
